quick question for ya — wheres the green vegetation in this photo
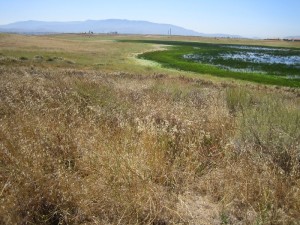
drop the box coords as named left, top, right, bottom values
left=0, top=34, right=300, bottom=224
left=125, top=40, right=300, bottom=87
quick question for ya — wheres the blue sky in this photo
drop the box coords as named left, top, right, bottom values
left=0, top=0, right=299, bottom=38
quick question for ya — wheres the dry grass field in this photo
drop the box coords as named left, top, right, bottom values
left=0, top=34, right=300, bottom=224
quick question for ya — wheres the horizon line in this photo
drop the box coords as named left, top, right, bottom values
left=0, top=18, right=299, bottom=39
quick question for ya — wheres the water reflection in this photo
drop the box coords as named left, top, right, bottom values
left=183, top=45, right=300, bottom=78
left=220, top=52, right=300, bottom=65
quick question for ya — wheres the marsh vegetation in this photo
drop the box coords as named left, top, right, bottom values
left=136, top=40, right=300, bottom=87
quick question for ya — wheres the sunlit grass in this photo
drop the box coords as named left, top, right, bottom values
left=0, top=34, right=300, bottom=224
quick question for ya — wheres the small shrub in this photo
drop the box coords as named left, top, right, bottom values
left=34, top=55, right=44, bottom=60
left=19, top=56, right=28, bottom=60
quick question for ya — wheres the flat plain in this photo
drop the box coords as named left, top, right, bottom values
left=0, top=33, right=300, bottom=224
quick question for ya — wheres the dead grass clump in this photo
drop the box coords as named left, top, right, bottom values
left=0, top=66, right=299, bottom=224
left=0, top=66, right=224, bottom=224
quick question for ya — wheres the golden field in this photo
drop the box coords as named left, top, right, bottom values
left=0, top=34, right=299, bottom=224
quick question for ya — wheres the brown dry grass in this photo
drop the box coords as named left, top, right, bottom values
left=0, top=65, right=226, bottom=224
left=0, top=34, right=300, bottom=224
left=0, top=33, right=158, bottom=73
left=0, top=65, right=299, bottom=224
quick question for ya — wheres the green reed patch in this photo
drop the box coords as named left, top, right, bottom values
left=123, top=40, right=300, bottom=87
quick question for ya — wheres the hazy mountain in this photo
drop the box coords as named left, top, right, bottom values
left=203, top=33, right=243, bottom=38
left=0, top=19, right=245, bottom=38
left=0, top=19, right=201, bottom=36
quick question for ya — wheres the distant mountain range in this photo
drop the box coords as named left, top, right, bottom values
left=0, top=19, right=243, bottom=38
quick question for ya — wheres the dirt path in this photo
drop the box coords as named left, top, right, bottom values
left=177, top=193, right=220, bottom=225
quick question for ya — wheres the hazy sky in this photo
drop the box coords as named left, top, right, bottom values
left=0, top=0, right=299, bottom=38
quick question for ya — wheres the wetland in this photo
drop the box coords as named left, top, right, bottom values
left=134, top=40, right=300, bottom=87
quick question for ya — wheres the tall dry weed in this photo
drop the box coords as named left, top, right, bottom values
left=0, top=66, right=299, bottom=224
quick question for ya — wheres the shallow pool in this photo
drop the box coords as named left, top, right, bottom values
left=183, top=45, right=300, bottom=77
